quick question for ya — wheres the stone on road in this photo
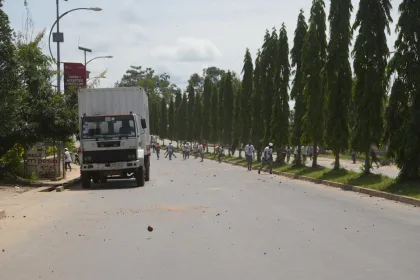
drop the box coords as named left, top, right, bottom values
left=0, top=155, right=419, bottom=280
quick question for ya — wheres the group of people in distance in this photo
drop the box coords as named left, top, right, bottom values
left=152, top=140, right=206, bottom=162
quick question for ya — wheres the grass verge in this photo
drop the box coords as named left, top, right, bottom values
left=202, top=152, right=420, bottom=199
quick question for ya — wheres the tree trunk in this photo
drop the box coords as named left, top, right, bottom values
left=334, top=150, right=340, bottom=170
left=296, top=145, right=302, bottom=166
left=364, top=152, right=371, bottom=175
left=312, top=142, right=317, bottom=168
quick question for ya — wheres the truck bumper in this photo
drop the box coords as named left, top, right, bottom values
left=81, top=159, right=144, bottom=172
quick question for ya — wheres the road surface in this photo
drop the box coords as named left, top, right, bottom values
left=1, top=154, right=419, bottom=279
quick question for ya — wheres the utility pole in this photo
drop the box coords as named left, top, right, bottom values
left=56, top=0, right=61, bottom=93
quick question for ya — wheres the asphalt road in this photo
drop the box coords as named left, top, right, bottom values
left=1, top=154, right=419, bottom=279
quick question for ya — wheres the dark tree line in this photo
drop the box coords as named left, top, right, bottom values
left=115, top=0, right=420, bottom=182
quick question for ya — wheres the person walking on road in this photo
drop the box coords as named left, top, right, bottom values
left=218, top=145, right=225, bottom=163
left=193, top=142, right=199, bottom=159
left=244, top=141, right=255, bottom=171
left=155, top=143, right=161, bottom=159
left=351, top=150, right=356, bottom=164
left=286, top=146, right=291, bottom=164
left=166, top=142, right=176, bottom=160
left=259, top=143, right=274, bottom=174
left=64, top=148, right=72, bottom=171
left=371, top=149, right=380, bottom=168
left=198, top=143, right=204, bottom=162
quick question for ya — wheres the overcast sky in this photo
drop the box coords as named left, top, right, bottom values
left=4, top=0, right=402, bottom=90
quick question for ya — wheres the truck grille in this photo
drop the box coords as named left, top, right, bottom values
left=83, top=149, right=137, bottom=163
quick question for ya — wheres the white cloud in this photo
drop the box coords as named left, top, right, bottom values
left=151, top=37, right=222, bottom=62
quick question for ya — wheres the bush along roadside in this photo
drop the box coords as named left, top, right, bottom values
left=200, top=152, right=420, bottom=206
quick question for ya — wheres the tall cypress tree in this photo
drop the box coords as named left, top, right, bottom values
left=186, top=81, right=195, bottom=140
left=301, top=0, right=327, bottom=168
left=210, top=83, right=218, bottom=145
left=149, top=95, right=160, bottom=136
left=241, top=49, right=253, bottom=145
left=202, top=76, right=212, bottom=142
left=232, top=74, right=242, bottom=153
left=193, top=92, right=202, bottom=141
left=178, top=92, right=188, bottom=141
left=174, top=90, right=182, bottom=142
left=325, top=0, right=353, bottom=170
left=250, top=50, right=264, bottom=160
left=223, top=71, right=234, bottom=148
left=159, top=97, right=168, bottom=142
left=352, top=0, right=392, bottom=174
left=218, top=74, right=226, bottom=143
left=260, top=29, right=278, bottom=146
left=168, top=96, right=175, bottom=141
left=271, top=23, right=290, bottom=163
left=385, top=0, right=419, bottom=181
left=291, top=10, right=308, bottom=166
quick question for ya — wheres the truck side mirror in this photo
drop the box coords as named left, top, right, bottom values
left=141, top=118, right=147, bottom=129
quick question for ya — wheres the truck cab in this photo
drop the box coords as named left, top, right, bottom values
left=78, top=87, right=151, bottom=188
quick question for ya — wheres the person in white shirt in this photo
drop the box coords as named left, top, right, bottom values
left=259, top=143, right=274, bottom=174
left=64, top=148, right=72, bottom=171
left=185, top=142, right=191, bottom=159
left=302, top=146, right=307, bottom=162
left=286, top=146, right=292, bottom=164
left=244, top=141, right=255, bottom=171
left=198, top=143, right=204, bottom=162
left=165, top=143, right=176, bottom=160
left=193, top=142, right=199, bottom=159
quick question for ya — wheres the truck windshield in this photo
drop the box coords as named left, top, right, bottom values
left=81, top=115, right=136, bottom=139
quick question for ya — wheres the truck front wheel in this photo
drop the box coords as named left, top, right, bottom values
left=145, top=156, right=150, bottom=182
left=135, top=167, right=145, bottom=187
left=81, top=172, right=91, bottom=189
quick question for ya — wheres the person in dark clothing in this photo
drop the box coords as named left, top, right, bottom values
left=351, top=150, right=356, bottom=164
left=370, top=149, right=380, bottom=168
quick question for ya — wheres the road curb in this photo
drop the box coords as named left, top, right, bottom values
left=0, top=209, right=5, bottom=219
left=205, top=155, right=420, bottom=207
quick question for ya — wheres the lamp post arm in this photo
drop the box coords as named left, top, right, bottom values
left=86, top=56, right=112, bottom=66
left=48, top=8, right=92, bottom=61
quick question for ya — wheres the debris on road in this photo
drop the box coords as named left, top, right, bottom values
left=216, top=213, right=220, bottom=216
left=147, top=226, right=154, bottom=232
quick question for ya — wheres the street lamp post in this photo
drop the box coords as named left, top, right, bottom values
left=49, top=2, right=102, bottom=92
left=82, top=54, right=113, bottom=79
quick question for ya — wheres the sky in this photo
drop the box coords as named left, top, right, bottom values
left=3, top=0, right=402, bottom=91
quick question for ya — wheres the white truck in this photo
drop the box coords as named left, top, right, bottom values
left=77, top=87, right=151, bottom=188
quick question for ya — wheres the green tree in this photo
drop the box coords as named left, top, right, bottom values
left=291, top=9, right=308, bottom=166
left=352, top=0, right=392, bottom=174
left=301, top=0, right=327, bottom=167
left=241, top=49, right=253, bottom=145
left=168, top=96, right=175, bottom=141
left=159, top=97, right=168, bottom=142
left=202, top=76, right=212, bottom=142
left=149, top=94, right=160, bottom=135
left=385, top=0, right=420, bottom=181
left=325, top=0, right=353, bottom=170
left=186, top=82, right=195, bottom=140
left=223, top=72, right=234, bottom=148
left=232, top=73, right=242, bottom=153
left=178, top=92, right=188, bottom=141
left=210, top=83, right=219, bottom=145
left=217, top=74, right=226, bottom=143
left=193, top=92, right=203, bottom=141
left=260, top=29, right=278, bottom=146
left=271, top=24, right=290, bottom=163
left=174, top=90, right=182, bottom=142
left=0, top=2, right=21, bottom=158
left=250, top=50, right=264, bottom=160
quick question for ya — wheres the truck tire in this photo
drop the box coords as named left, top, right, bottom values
left=81, top=172, right=91, bottom=189
left=145, top=156, right=150, bottom=182
left=135, top=167, right=145, bottom=187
